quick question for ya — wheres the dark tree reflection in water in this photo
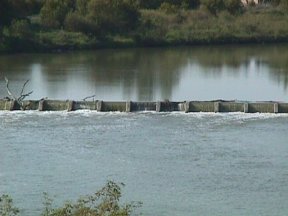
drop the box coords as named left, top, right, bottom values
left=0, top=44, right=288, bottom=101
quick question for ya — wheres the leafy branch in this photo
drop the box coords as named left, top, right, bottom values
left=0, top=181, right=142, bottom=216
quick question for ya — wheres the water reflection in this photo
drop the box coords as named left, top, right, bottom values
left=0, top=44, right=288, bottom=101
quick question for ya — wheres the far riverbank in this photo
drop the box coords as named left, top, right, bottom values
left=1, top=2, right=288, bottom=54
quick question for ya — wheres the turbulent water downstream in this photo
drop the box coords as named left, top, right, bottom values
left=1, top=44, right=288, bottom=215
left=0, top=111, right=287, bottom=216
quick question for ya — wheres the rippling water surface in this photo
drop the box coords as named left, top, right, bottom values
left=1, top=111, right=287, bottom=216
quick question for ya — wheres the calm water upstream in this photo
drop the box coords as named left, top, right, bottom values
left=0, top=45, right=288, bottom=216
left=0, top=44, right=288, bottom=101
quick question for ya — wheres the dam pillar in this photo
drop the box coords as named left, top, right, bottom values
left=156, top=101, right=161, bottom=112
left=214, top=102, right=220, bottom=113
left=244, top=103, right=249, bottom=113
left=38, top=100, right=45, bottom=111
left=185, top=101, right=190, bottom=113
left=67, top=100, right=75, bottom=112
left=97, top=100, right=103, bottom=112
left=126, top=101, right=132, bottom=112
left=5, top=100, right=16, bottom=111
left=274, top=103, right=279, bottom=113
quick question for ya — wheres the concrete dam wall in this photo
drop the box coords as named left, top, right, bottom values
left=1, top=99, right=288, bottom=113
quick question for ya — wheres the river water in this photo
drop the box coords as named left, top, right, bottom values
left=0, top=44, right=288, bottom=101
left=0, top=111, right=288, bottom=216
left=0, top=45, right=288, bottom=216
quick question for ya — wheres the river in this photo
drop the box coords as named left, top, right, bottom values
left=0, top=111, right=288, bottom=216
left=0, top=45, right=288, bottom=216
left=0, top=44, right=288, bottom=101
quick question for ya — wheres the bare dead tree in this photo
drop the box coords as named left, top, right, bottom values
left=4, top=77, right=16, bottom=100
left=3, top=76, right=33, bottom=110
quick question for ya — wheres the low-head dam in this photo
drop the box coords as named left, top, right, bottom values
left=1, top=99, right=288, bottom=113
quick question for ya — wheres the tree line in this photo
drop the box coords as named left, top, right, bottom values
left=1, top=0, right=288, bottom=52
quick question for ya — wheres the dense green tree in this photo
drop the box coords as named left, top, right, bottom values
left=64, top=0, right=140, bottom=37
left=87, top=0, right=140, bottom=35
left=0, top=0, right=12, bottom=27
left=202, top=0, right=225, bottom=15
left=137, top=0, right=200, bottom=9
left=137, top=0, right=164, bottom=9
left=279, top=0, right=288, bottom=9
left=159, top=2, right=179, bottom=13
left=4, top=19, right=33, bottom=39
left=181, top=0, right=201, bottom=9
left=224, top=0, right=244, bottom=14
left=75, top=0, right=89, bottom=15
left=0, top=0, right=33, bottom=27
left=165, top=0, right=200, bottom=9
left=264, top=0, right=281, bottom=6
left=65, top=12, right=98, bottom=35
left=40, top=0, right=76, bottom=28
left=25, top=0, right=43, bottom=14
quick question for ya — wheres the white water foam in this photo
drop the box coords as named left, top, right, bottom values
left=0, top=110, right=287, bottom=120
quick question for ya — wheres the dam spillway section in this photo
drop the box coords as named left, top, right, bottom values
left=0, top=99, right=288, bottom=113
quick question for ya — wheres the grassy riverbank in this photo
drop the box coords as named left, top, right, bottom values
left=1, top=0, right=288, bottom=53
left=136, top=6, right=288, bottom=45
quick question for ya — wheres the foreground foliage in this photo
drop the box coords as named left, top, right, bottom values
left=0, top=181, right=141, bottom=216
left=0, top=195, right=20, bottom=216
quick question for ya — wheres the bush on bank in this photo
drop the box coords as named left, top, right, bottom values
left=0, top=181, right=141, bottom=216
left=1, top=0, right=288, bottom=52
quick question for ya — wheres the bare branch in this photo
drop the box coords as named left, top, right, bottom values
left=83, top=95, right=96, bottom=101
left=4, top=77, right=17, bottom=101
left=18, top=79, right=33, bottom=102
left=18, top=91, right=33, bottom=101
left=19, top=80, right=30, bottom=97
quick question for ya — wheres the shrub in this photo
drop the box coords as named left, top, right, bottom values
left=1, top=181, right=141, bottom=216
left=41, top=181, right=141, bottom=216
left=7, top=19, right=33, bottom=39
left=37, top=30, right=93, bottom=49
left=0, top=194, right=20, bottom=216
left=159, top=2, right=179, bottom=13
left=201, top=0, right=225, bottom=15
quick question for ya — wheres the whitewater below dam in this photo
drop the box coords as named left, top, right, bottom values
left=0, top=111, right=288, bottom=216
